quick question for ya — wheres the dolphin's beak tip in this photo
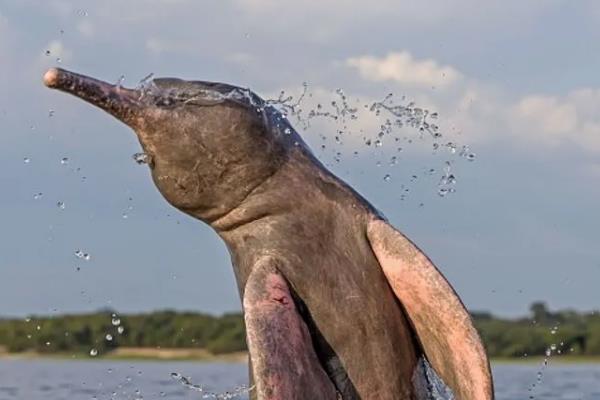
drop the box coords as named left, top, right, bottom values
left=43, top=68, right=61, bottom=88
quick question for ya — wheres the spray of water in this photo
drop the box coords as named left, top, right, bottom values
left=170, top=372, right=254, bottom=399
left=133, top=74, right=477, bottom=202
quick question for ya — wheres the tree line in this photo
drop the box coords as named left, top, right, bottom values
left=0, top=302, right=598, bottom=358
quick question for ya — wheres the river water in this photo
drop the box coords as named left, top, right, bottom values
left=0, top=359, right=598, bottom=399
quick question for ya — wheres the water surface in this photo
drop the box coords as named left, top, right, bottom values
left=0, top=359, right=599, bottom=399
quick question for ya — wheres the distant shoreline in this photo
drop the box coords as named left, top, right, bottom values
left=0, top=345, right=247, bottom=362
left=1, top=347, right=599, bottom=364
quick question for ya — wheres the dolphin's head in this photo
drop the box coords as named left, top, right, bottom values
left=44, top=68, right=294, bottom=221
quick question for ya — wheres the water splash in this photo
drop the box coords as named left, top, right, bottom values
left=170, top=372, right=254, bottom=399
left=412, top=357, right=454, bottom=399
left=261, top=86, right=473, bottom=199
left=527, top=324, right=563, bottom=399
left=132, top=73, right=476, bottom=199
left=115, top=75, right=125, bottom=90
left=437, top=161, right=457, bottom=197
left=369, top=93, right=441, bottom=139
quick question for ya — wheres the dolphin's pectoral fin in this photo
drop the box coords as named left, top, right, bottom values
left=366, top=219, right=494, bottom=400
left=243, top=259, right=339, bottom=400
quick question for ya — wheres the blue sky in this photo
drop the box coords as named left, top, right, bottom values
left=0, top=0, right=599, bottom=318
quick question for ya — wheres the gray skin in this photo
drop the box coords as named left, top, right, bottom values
left=43, top=68, right=485, bottom=400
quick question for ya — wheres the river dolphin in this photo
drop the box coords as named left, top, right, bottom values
left=43, top=67, right=493, bottom=400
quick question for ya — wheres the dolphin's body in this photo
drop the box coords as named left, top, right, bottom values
left=44, top=68, right=493, bottom=400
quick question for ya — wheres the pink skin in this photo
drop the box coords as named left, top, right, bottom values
left=43, top=68, right=143, bottom=127
left=367, top=219, right=494, bottom=400
left=243, top=261, right=338, bottom=400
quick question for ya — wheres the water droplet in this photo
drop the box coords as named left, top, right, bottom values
left=60, top=157, right=69, bottom=165
left=75, top=250, right=91, bottom=261
left=48, top=109, right=55, bottom=117
left=90, top=348, right=98, bottom=356
left=112, top=317, right=121, bottom=326
left=283, top=127, right=292, bottom=135
left=57, top=201, right=66, bottom=210
left=105, top=334, right=113, bottom=341
left=116, top=75, right=125, bottom=89
left=383, top=174, right=391, bottom=182
left=132, top=153, right=149, bottom=165
left=117, top=326, right=125, bottom=334
left=23, top=157, right=30, bottom=164
left=33, top=192, right=43, bottom=200
left=56, top=57, right=62, bottom=64
left=45, top=50, right=51, bottom=56
left=446, top=142, right=457, bottom=154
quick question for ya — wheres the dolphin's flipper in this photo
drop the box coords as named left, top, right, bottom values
left=366, top=219, right=494, bottom=400
left=243, top=259, right=338, bottom=400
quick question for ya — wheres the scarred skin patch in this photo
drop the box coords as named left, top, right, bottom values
left=243, top=260, right=338, bottom=400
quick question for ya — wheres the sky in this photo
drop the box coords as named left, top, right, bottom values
left=0, top=0, right=599, bottom=318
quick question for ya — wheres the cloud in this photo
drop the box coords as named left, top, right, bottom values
left=343, top=50, right=600, bottom=155
left=232, top=0, right=565, bottom=39
left=514, top=96, right=577, bottom=134
left=346, top=51, right=462, bottom=88
left=510, top=89, right=600, bottom=152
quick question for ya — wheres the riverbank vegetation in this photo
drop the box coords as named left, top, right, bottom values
left=0, top=303, right=597, bottom=360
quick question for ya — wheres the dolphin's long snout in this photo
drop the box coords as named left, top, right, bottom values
left=43, top=67, right=143, bottom=126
